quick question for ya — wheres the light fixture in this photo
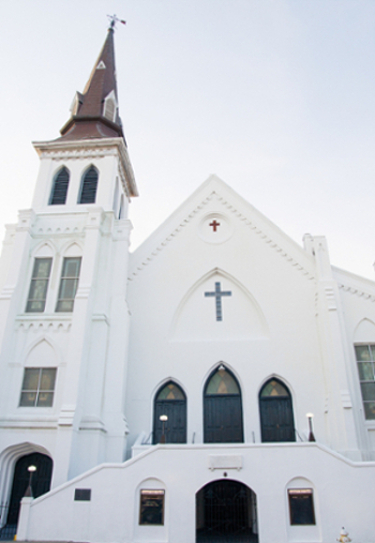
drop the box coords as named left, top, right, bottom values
left=306, top=413, right=316, bottom=442
left=159, top=415, right=168, bottom=444
left=24, top=465, right=37, bottom=497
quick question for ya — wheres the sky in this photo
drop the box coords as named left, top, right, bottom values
left=0, top=0, right=375, bottom=278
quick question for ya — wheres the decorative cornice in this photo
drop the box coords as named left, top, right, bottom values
left=129, top=191, right=315, bottom=281
left=338, top=283, right=375, bottom=302
left=33, top=138, right=138, bottom=198
left=15, top=316, right=72, bottom=332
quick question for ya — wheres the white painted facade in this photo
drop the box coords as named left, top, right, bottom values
left=0, top=29, right=375, bottom=543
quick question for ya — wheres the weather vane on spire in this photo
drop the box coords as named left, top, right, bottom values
left=107, top=14, right=126, bottom=30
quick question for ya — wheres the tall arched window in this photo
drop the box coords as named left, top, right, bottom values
left=204, top=366, right=243, bottom=443
left=153, top=381, right=187, bottom=444
left=259, top=378, right=295, bottom=442
left=49, top=166, right=69, bottom=205
left=79, top=166, right=98, bottom=204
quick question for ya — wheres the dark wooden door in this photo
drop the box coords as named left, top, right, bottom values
left=204, top=395, right=243, bottom=443
left=7, top=453, right=53, bottom=525
left=260, top=391, right=295, bottom=442
left=153, top=382, right=187, bottom=444
left=153, top=399, right=187, bottom=443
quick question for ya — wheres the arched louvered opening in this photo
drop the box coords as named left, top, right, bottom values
left=104, top=97, right=116, bottom=121
left=204, top=366, right=243, bottom=443
left=153, top=381, right=187, bottom=444
left=49, top=167, right=69, bottom=205
left=79, top=166, right=99, bottom=204
left=259, top=378, right=295, bottom=442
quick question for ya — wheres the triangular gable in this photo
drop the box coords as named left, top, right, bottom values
left=128, top=175, right=315, bottom=281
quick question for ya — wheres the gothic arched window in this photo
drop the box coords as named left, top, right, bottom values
left=204, top=366, right=243, bottom=443
left=259, top=378, right=295, bottom=442
left=153, top=381, right=187, bottom=444
left=79, top=166, right=98, bottom=204
left=49, top=166, right=69, bottom=205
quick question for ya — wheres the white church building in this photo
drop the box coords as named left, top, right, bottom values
left=0, top=25, right=374, bottom=543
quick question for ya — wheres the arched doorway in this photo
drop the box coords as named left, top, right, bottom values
left=259, top=378, right=295, bottom=442
left=153, top=381, right=187, bottom=444
left=196, top=480, right=258, bottom=542
left=204, top=366, right=243, bottom=443
left=5, top=453, right=53, bottom=528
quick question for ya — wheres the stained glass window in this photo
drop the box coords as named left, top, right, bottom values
left=157, top=383, right=185, bottom=401
left=355, top=344, right=375, bottom=419
left=205, top=367, right=240, bottom=395
left=260, top=379, right=289, bottom=397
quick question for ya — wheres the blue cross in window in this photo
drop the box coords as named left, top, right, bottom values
left=204, top=282, right=232, bottom=321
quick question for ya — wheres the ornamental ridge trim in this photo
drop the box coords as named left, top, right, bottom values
left=15, top=321, right=72, bottom=332
left=39, top=147, right=117, bottom=160
left=338, top=283, right=375, bottom=302
left=128, top=192, right=315, bottom=281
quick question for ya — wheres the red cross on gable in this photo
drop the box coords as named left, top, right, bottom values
left=209, top=220, right=220, bottom=232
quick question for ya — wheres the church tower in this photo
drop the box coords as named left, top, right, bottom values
left=0, top=23, right=137, bottom=504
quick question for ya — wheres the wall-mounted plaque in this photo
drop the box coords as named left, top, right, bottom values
left=139, top=489, right=165, bottom=525
left=74, top=488, right=91, bottom=501
left=288, top=488, right=315, bottom=525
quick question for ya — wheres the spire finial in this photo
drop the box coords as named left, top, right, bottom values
left=107, top=14, right=126, bottom=30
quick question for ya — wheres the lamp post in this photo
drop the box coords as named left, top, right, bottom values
left=159, top=415, right=168, bottom=444
left=24, top=465, right=37, bottom=497
left=306, top=413, right=316, bottom=442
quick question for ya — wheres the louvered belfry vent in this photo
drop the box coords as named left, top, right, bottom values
left=79, top=166, right=98, bottom=204
left=50, top=167, right=69, bottom=205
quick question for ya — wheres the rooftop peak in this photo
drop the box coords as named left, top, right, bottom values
left=59, top=25, right=125, bottom=142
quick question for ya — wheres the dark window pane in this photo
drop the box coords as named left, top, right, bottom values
left=79, top=167, right=98, bottom=204
left=361, top=382, right=375, bottom=401
left=22, top=368, right=40, bottom=390
left=74, top=489, right=91, bottom=501
left=288, top=489, right=315, bottom=525
left=40, top=369, right=56, bottom=390
left=364, top=402, right=375, bottom=420
left=19, top=368, right=56, bottom=408
left=50, top=167, right=69, bottom=205
left=355, top=345, right=371, bottom=361
left=358, top=362, right=375, bottom=381
left=25, top=258, right=52, bottom=313
left=56, top=258, right=81, bottom=313
left=19, top=392, right=37, bottom=407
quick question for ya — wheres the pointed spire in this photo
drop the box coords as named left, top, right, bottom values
left=59, top=27, right=125, bottom=141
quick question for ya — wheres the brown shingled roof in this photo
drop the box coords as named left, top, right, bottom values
left=58, top=27, right=125, bottom=142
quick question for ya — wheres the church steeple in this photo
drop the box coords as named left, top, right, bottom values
left=59, top=27, right=124, bottom=141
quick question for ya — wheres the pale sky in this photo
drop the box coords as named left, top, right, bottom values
left=1, top=0, right=375, bottom=278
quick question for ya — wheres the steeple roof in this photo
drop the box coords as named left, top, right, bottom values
left=58, top=27, right=125, bottom=141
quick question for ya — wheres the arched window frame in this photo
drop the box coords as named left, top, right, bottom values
left=49, top=166, right=70, bottom=205
left=78, top=165, right=99, bottom=204
left=203, top=364, right=244, bottom=443
left=259, top=377, right=296, bottom=443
